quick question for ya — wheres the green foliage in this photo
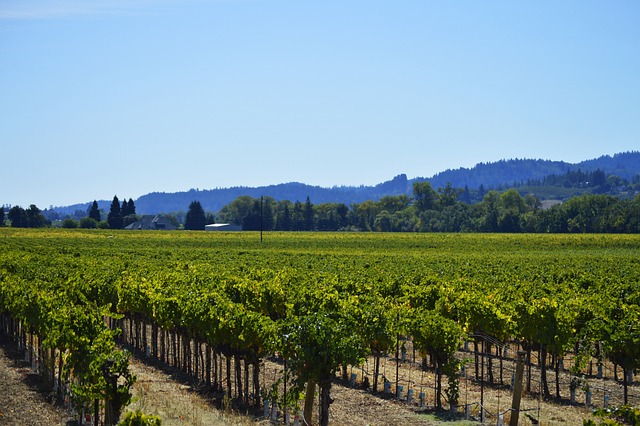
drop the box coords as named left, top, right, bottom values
left=118, top=410, right=161, bottom=426
left=79, top=217, right=98, bottom=229
left=121, top=198, right=136, bottom=217
left=413, top=181, right=438, bottom=212
left=282, top=310, right=367, bottom=387
left=89, top=200, right=101, bottom=222
left=8, top=205, right=47, bottom=228
left=184, top=200, right=206, bottom=230
left=584, top=405, right=640, bottom=426
left=108, top=196, right=124, bottom=229
left=409, top=308, right=464, bottom=408
left=62, top=218, right=78, bottom=228
left=210, top=173, right=640, bottom=233
left=443, top=358, right=463, bottom=407
left=1, top=230, right=639, bottom=425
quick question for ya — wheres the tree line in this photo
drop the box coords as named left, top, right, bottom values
left=3, top=183, right=639, bottom=233
left=1, top=196, right=137, bottom=229
left=216, top=183, right=640, bottom=233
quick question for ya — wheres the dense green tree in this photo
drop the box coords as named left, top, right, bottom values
left=62, top=218, right=78, bottom=228
left=7, top=204, right=46, bottom=228
left=242, top=199, right=262, bottom=231
left=0, top=205, right=5, bottom=226
left=350, top=200, right=379, bottom=231
left=274, top=201, right=292, bottom=231
left=184, top=201, right=206, bottom=230
left=437, top=183, right=461, bottom=208
left=497, top=189, right=527, bottom=232
left=240, top=197, right=275, bottom=231
left=107, top=196, right=124, bottom=229
left=79, top=217, right=98, bottom=229
left=460, top=185, right=472, bottom=204
left=120, top=199, right=139, bottom=228
left=205, top=212, right=216, bottom=225
left=292, top=201, right=305, bottom=231
left=121, top=198, right=136, bottom=217
left=478, top=184, right=486, bottom=198
left=128, top=198, right=136, bottom=215
left=564, top=194, right=616, bottom=233
left=439, top=204, right=473, bottom=232
left=378, top=195, right=411, bottom=213
left=88, top=200, right=101, bottom=222
left=374, top=210, right=394, bottom=232
left=163, top=214, right=181, bottom=229
left=315, top=203, right=349, bottom=231
left=26, top=204, right=47, bottom=227
left=413, top=181, right=438, bottom=212
left=479, top=191, right=500, bottom=232
left=217, top=195, right=254, bottom=225
left=304, top=197, right=314, bottom=231
left=8, top=206, right=27, bottom=227
left=261, top=197, right=275, bottom=230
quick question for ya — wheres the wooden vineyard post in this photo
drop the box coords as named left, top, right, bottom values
left=510, top=351, right=526, bottom=426
left=303, top=380, right=315, bottom=425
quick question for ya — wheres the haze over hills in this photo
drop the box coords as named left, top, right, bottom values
left=52, top=152, right=640, bottom=216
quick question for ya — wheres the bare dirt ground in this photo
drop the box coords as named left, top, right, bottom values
left=0, top=337, right=70, bottom=426
left=124, top=356, right=441, bottom=426
left=0, top=337, right=603, bottom=426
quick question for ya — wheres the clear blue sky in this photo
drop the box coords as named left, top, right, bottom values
left=2, top=1, right=639, bottom=209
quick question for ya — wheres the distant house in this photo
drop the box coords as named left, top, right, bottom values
left=125, top=215, right=177, bottom=230
left=205, top=223, right=242, bottom=231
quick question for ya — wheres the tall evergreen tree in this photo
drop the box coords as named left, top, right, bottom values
left=121, top=198, right=136, bottom=217
left=304, top=196, right=314, bottom=231
left=127, top=198, right=136, bottom=216
left=107, top=196, right=124, bottom=229
left=461, top=185, right=472, bottom=204
left=88, top=200, right=101, bottom=222
left=0, top=205, right=5, bottom=226
left=292, top=201, right=304, bottom=231
left=121, top=198, right=138, bottom=227
left=275, top=203, right=291, bottom=231
left=184, top=201, right=206, bottom=230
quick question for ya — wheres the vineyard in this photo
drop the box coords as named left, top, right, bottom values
left=1, top=229, right=639, bottom=425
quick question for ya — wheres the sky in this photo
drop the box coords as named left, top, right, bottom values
left=2, top=0, right=639, bottom=209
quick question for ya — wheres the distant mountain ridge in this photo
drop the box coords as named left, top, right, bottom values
left=53, top=152, right=640, bottom=215
left=427, top=151, right=640, bottom=189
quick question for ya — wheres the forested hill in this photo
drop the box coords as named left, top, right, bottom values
left=54, top=152, right=640, bottom=215
left=426, top=151, right=640, bottom=190
left=134, top=175, right=413, bottom=215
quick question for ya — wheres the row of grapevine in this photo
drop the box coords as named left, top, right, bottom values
left=1, top=229, right=639, bottom=425
left=0, top=253, right=134, bottom=425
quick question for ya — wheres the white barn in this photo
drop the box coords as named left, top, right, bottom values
left=205, top=223, right=242, bottom=231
